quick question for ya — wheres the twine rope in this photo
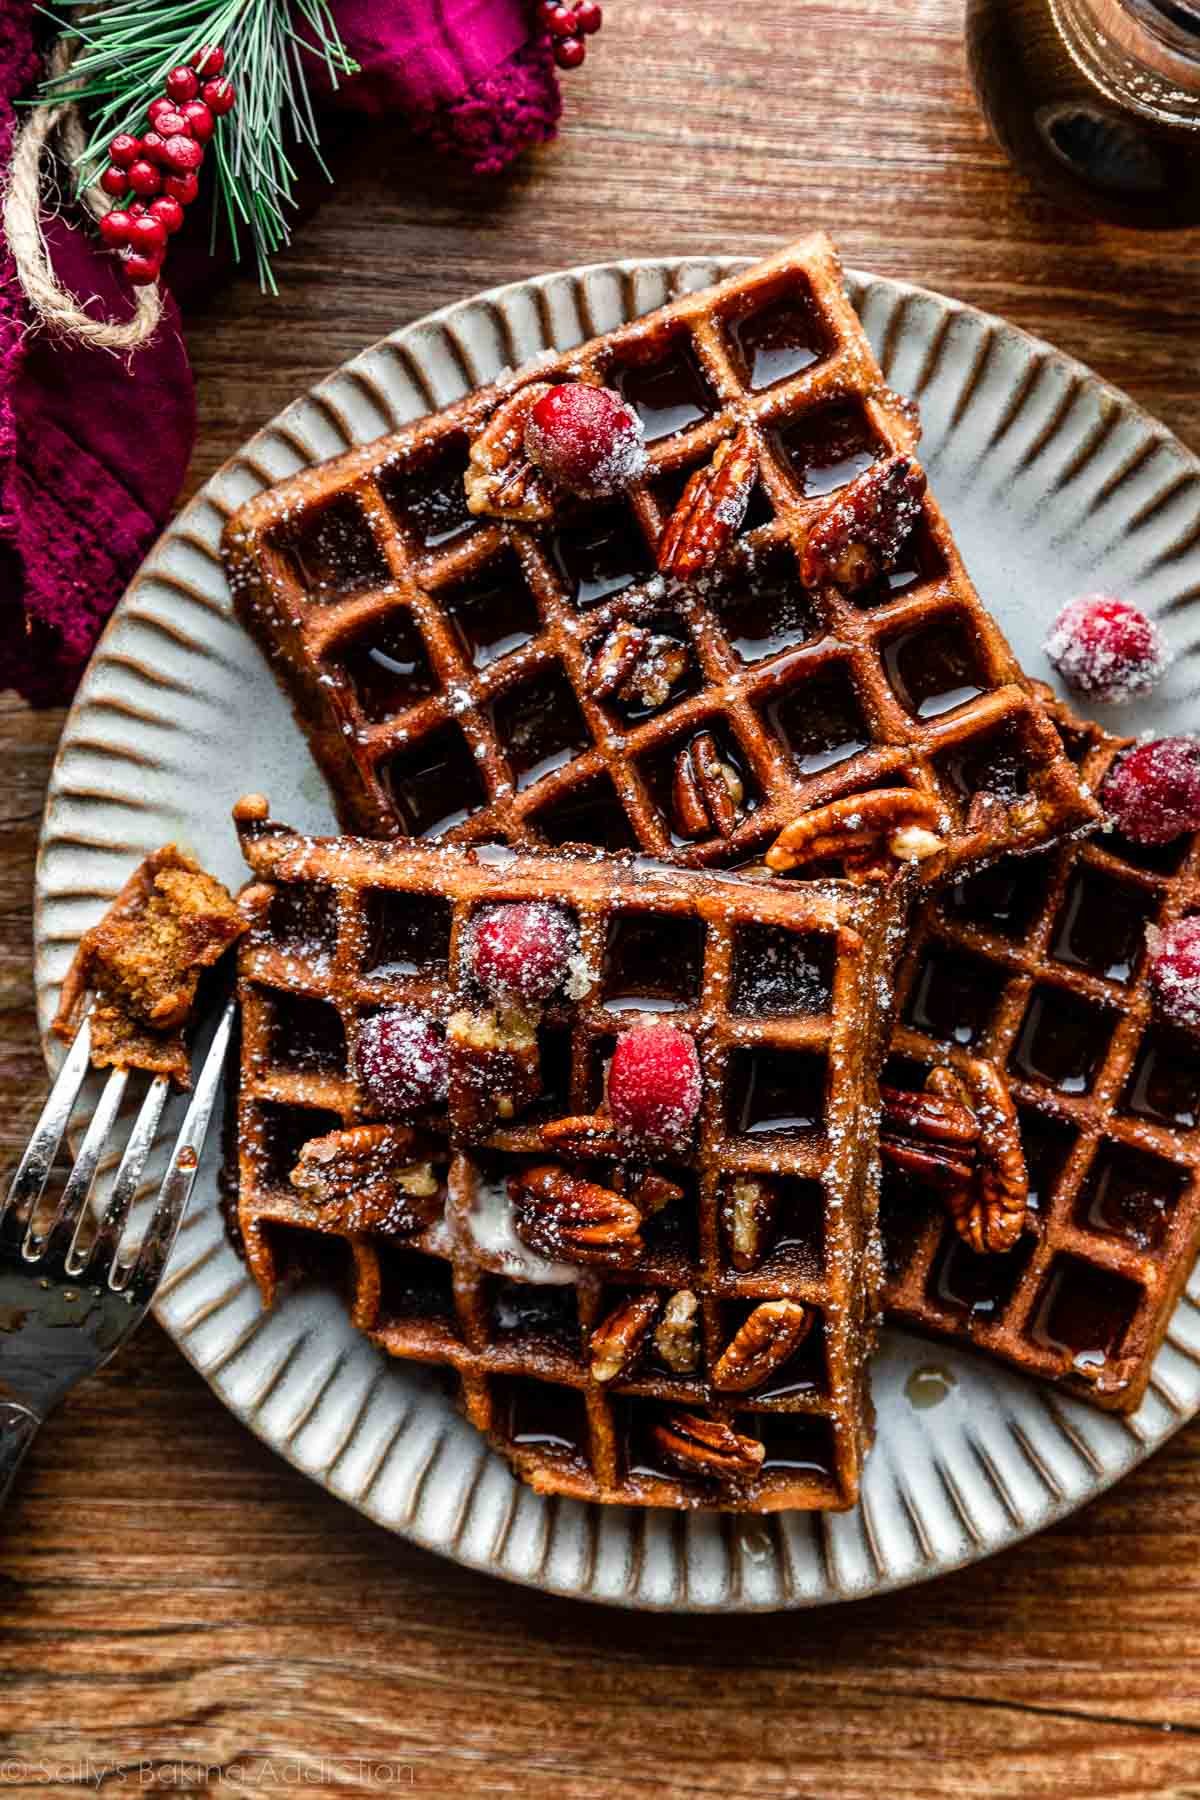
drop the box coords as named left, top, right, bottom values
left=2, top=38, right=162, bottom=351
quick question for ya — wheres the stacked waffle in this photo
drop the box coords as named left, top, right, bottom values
left=218, top=232, right=1199, bottom=1509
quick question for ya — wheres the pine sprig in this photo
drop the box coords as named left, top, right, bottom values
left=39, top=0, right=358, bottom=290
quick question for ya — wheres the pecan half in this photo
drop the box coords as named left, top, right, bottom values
left=509, top=1163, right=644, bottom=1267
left=880, top=1083, right=979, bottom=1192
left=724, top=1177, right=777, bottom=1272
left=625, top=1168, right=685, bottom=1216
left=588, top=624, right=690, bottom=714
left=654, top=1290, right=701, bottom=1374
left=882, top=1061, right=1028, bottom=1256
left=673, top=731, right=745, bottom=839
left=590, top=1292, right=661, bottom=1383
left=657, top=427, right=758, bottom=578
left=800, top=453, right=927, bottom=593
left=448, top=1005, right=542, bottom=1133
left=934, top=1061, right=1028, bottom=1255
left=766, top=788, right=947, bottom=879
left=290, top=1124, right=441, bottom=1236
left=651, top=1411, right=765, bottom=1482
left=711, top=1299, right=813, bottom=1393
left=464, top=384, right=557, bottom=522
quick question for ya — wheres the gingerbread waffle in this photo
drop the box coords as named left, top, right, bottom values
left=884, top=709, right=1200, bottom=1412
left=223, top=234, right=1094, bottom=880
left=232, top=796, right=911, bottom=1511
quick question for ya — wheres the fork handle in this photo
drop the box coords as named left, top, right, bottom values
left=0, top=1401, right=40, bottom=1508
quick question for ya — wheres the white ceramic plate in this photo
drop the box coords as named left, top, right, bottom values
left=34, top=257, right=1200, bottom=1610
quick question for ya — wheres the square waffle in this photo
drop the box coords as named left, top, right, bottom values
left=223, top=233, right=1095, bottom=879
left=884, top=711, right=1200, bottom=1412
left=232, top=797, right=912, bottom=1511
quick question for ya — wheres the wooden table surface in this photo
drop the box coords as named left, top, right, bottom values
left=5, top=3, right=1200, bottom=1793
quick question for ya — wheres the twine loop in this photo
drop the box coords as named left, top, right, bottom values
left=2, top=38, right=162, bottom=351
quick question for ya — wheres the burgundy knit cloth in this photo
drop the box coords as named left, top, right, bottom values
left=0, top=0, right=560, bottom=706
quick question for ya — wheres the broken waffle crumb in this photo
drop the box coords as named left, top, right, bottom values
left=53, top=847, right=246, bottom=1087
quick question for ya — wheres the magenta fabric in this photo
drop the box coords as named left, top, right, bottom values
left=0, top=0, right=559, bottom=706
left=0, top=4, right=194, bottom=705
left=324, top=0, right=561, bottom=176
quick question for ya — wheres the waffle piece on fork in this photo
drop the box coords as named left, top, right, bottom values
left=232, top=795, right=912, bottom=1511
left=882, top=706, right=1200, bottom=1413
left=223, top=233, right=1095, bottom=880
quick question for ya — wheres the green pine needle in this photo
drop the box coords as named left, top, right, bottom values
left=38, top=0, right=358, bottom=290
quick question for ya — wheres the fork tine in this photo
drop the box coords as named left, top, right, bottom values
left=69, top=1074, right=171, bottom=1281
left=23, top=1066, right=129, bottom=1262
left=109, top=998, right=236, bottom=1300
left=1, top=1017, right=95, bottom=1233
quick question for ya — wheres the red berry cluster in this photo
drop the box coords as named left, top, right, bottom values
left=536, top=0, right=602, bottom=70
left=97, top=46, right=235, bottom=287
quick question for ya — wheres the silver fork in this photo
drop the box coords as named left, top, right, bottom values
left=0, top=996, right=236, bottom=1506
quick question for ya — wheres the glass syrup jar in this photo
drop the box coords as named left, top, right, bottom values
left=966, top=0, right=1200, bottom=226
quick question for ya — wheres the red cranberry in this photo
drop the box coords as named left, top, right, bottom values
left=150, top=110, right=190, bottom=141
left=161, top=133, right=204, bottom=173
left=554, top=34, right=587, bottom=68
left=182, top=100, right=215, bottom=142
left=1149, top=917, right=1200, bottom=1032
left=100, top=165, right=129, bottom=197
left=576, top=1, right=603, bottom=31
left=163, top=171, right=200, bottom=205
left=149, top=195, right=186, bottom=235
left=98, top=209, right=134, bottom=247
left=356, top=1008, right=448, bottom=1116
left=1101, top=737, right=1200, bottom=845
left=466, top=902, right=577, bottom=1004
left=129, top=213, right=168, bottom=255
left=122, top=248, right=163, bottom=286
left=127, top=159, right=163, bottom=197
left=108, top=134, right=140, bottom=168
left=166, top=64, right=200, bottom=104
left=190, top=45, right=225, bottom=76
left=608, top=1022, right=701, bottom=1144
left=202, top=77, right=236, bottom=116
left=1044, top=593, right=1168, bottom=704
left=542, top=3, right=577, bottom=35
left=140, top=132, right=168, bottom=165
left=147, top=96, right=175, bottom=126
left=525, top=383, right=646, bottom=497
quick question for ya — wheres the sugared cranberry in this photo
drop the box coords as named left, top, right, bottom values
left=127, top=159, right=163, bottom=197
left=190, top=45, right=225, bottom=76
left=161, top=133, right=204, bottom=173
left=163, top=171, right=200, bottom=206
left=166, top=64, right=200, bottom=104
left=356, top=1008, right=448, bottom=1116
left=109, top=134, right=140, bottom=168
left=576, top=0, right=603, bottom=30
left=100, top=165, right=129, bottom=197
left=182, top=100, right=215, bottom=142
left=1149, top=917, right=1200, bottom=1031
left=608, top=1021, right=701, bottom=1143
left=98, top=209, right=134, bottom=247
left=466, top=902, right=577, bottom=1004
left=122, top=249, right=163, bottom=286
left=1044, top=593, right=1167, bottom=704
left=554, top=34, right=587, bottom=68
left=525, top=383, right=646, bottom=498
left=1101, top=737, right=1200, bottom=846
left=202, top=76, right=236, bottom=116
left=149, top=195, right=186, bottom=235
